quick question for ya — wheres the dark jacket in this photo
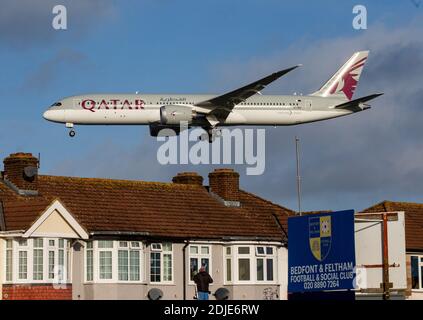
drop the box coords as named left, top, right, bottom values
left=193, top=271, right=213, bottom=292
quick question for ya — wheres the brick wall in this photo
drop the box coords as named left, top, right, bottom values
left=2, top=284, right=72, bottom=300
left=208, top=169, right=240, bottom=202
left=172, top=172, right=203, bottom=186
left=3, top=153, right=39, bottom=191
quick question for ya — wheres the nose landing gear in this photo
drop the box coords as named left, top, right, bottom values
left=66, top=123, right=75, bottom=138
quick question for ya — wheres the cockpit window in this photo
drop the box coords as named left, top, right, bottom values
left=50, top=102, right=62, bottom=107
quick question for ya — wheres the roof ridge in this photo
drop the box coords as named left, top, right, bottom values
left=38, top=175, right=203, bottom=189
left=384, top=200, right=423, bottom=207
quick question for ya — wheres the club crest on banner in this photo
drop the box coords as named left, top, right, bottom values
left=309, top=216, right=332, bottom=261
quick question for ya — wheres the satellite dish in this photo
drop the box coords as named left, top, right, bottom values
left=148, top=288, right=163, bottom=300
left=23, top=166, right=37, bottom=179
left=214, top=288, right=230, bottom=300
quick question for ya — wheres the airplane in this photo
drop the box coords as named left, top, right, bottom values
left=43, top=51, right=383, bottom=142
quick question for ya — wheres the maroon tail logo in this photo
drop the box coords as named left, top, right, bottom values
left=330, top=57, right=367, bottom=100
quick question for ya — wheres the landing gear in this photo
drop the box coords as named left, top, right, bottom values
left=66, top=123, right=75, bottom=138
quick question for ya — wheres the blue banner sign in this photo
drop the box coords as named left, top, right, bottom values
left=288, top=210, right=356, bottom=293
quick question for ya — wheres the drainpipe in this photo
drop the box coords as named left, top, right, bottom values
left=182, top=241, right=190, bottom=300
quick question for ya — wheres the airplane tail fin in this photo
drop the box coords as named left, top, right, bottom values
left=311, top=51, right=369, bottom=101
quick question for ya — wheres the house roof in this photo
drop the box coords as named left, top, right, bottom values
left=362, top=200, right=423, bottom=251
left=2, top=198, right=53, bottom=231
left=0, top=175, right=293, bottom=242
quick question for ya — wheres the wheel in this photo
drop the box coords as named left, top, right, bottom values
left=69, top=130, right=76, bottom=137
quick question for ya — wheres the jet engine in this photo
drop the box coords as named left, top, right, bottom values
left=160, top=105, right=195, bottom=125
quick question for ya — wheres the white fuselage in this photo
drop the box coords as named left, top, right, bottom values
left=43, top=93, right=353, bottom=127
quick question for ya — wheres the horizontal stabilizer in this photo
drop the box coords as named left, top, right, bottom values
left=334, top=93, right=383, bottom=112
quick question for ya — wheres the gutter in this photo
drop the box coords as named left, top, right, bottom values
left=0, top=230, right=25, bottom=237
left=182, top=241, right=190, bottom=300
left=89, top=231, right=150, bottom=237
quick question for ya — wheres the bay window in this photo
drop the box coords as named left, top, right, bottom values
left=224, top=244, right=277, bottom=284
left=3, top=238, right=70, bottom=283
left=150, top=242, right=173, bottom=283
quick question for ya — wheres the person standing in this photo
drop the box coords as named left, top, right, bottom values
left=193, top=266, right=213, bottom=300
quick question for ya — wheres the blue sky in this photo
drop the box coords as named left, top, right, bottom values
left=0, top=0, right=422, bottom=212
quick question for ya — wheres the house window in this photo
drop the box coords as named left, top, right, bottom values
left=18, top=251, right=28, bottom=280
left=85, top=240, right=144, bottom=283
left=86, top=242, right=94, bottom=281
left=58, top=239, right=65, bottom=281
left=189, top=245, right=211, bottom=281
left=33, top=239, right=43, bottom=280
left=118, top=241, right=142, bottom=281
left=411, top=255, right=423, bottom=290
left=256, top=246, right=275, bottom=281
left=6, top=240, right=13, bottom=282
left=225, top=247, right=232, bottom=283
left=150, top=242, right=173, bottom=283
left=238, top=246, right=251, bottom=281
left=224, top=245, right=278, bottom=284
left=98, top=241, right=113, bottom=280
left=48, top=239, right=57, bottom=280
left=48, top=251, right=55, bottom=279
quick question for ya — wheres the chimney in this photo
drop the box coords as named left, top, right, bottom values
left=3, top=153, right=39, bottom=195
left=172, top=172, right=203, bottom=186
left=208, top=169, right=240, bottom=202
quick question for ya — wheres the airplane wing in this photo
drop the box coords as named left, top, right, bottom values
left=334, top=93, right=384, bottom=112
left=195, top=65, right=300, bottom=122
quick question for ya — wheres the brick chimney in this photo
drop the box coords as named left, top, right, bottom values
left=208, top=169, right=240, bottom=202
left=3, top=153, right=39, bottom=195
left=172, top=172, right=203, bottom=186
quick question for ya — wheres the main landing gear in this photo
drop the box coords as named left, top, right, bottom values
left=66, top=123, right=75, bottom=138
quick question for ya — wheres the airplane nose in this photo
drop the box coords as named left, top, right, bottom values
left=43, top=110, right=65, bottom=122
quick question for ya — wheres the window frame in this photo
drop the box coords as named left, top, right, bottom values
left=149, top=242, right=174, bottom=285
left=188, top=244, right=212, bottom=285
left=410, top=254, right=423, bottom=291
